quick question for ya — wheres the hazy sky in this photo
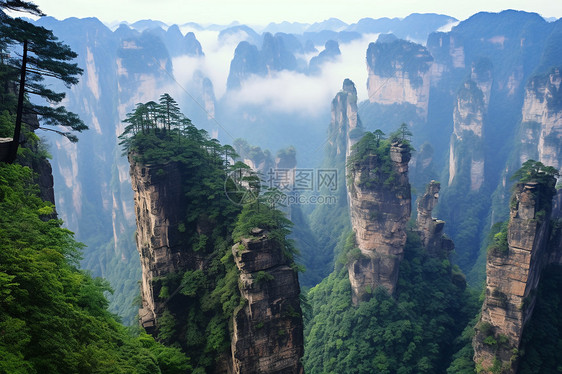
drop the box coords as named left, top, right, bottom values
left=24, top=0, right=561, bottom=26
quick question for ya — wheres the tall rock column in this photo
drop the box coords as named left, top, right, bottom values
left=416, top=181, right=454, bottom=257
left=329, top=78, right=362, bottom=160
left=473, top=178, right=557, bottom=373
left=231, top=229, right=304, bottom=374
left=519, top=68, right=562, bottom=172
left=129, top=158, right=198, bottom=333
left=347, top=142, right=411, bottom=303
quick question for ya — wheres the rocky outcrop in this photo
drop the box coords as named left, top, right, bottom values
left=518, top=68, right=562, bottom=172
left=329, top=78, right=362, bottom=160
left=416, top=181, right=454, bottom=257
left=130, top=155, right=304, bottom=372
left=426, top=32, right=466, bottom=86
left=473, top=179, right=557, bottom=373
left=308, top=40, right=341, bottom=75
left=227, top=34, right=297, bottom=89
left=231, top=229, right=304, bottom=374
left=366, top=38, right=433, bottom=118
left=129, top=158, right=200, bottom=332
left=448, top=78, right=488, bottom=191
left=347, top=142, right=411, bottom=303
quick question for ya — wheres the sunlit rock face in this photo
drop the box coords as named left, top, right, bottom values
left=473, top=179, right=557, bottom=373
left=231, top=230, right=304, bottom=374
left=347, top=143, right=411, bottom=303
left=366, top=38, right=433, bottom=119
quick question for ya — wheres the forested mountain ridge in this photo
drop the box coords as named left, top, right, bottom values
left=119, top=96, right=304, bottom=373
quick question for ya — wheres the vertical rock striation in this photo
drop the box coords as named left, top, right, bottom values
left=473, top=178, right=557, bottom=373
left=329, top=78, right=362, bottom=160
left=129, top=158, right=198, bottom=333
left=366, top=37, right=433, bottom=118
left=347, top=142, right=411, bottom=303
left=130, top=155, right=304, bottom=372
left=416, top=181, right=454, bottom=257
left=448, top=68, right=491, bottom=191
left=519, top=67, right=562, bottom=173
left=231, top=229, right=304, bottom=374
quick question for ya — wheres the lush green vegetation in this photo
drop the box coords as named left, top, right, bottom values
left=0, top=162, right=190, bottom=373
left=347, top=125, right=412, bottom=189
left=0, top=1, right=87, bottom=163
left=120, top=95, right=242, bottom=371
left=304, top=231, right=478, bottom=374
left=510, top=159, right=560, bottom=185
left=0, top=4, right=189, bottom=371
left=298, top=96, right=354, bottom=287
left=518, top=264, right=562, bottom=373
left=120, top=94, right=303, bottom=372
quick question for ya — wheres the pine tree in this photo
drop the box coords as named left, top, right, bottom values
left=0, top=0, right=43, bottom=16
left=0, top=10, right=86, bottom=162
left=158, top=93, right=182, bottom=131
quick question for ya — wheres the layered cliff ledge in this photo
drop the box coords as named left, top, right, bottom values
left=347, top=139, right=412, bottom=303
left=366, top=37, right=433, bottom=118
left=473, top=174, right=558, bottom=373
left=231, top=229, right=304, bottom=374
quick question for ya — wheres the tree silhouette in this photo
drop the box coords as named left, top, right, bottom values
left=0, top=0, right=43, bottom=16
left=0, top=10, right=86, bottom=162
left=511, top=160, right=560, bottom=183
left=373, top=129, right=385, bottom=146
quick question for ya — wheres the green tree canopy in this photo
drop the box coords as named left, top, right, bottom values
left=0, top=5, right=86, bottom=162
left=510, top=159, right=560, bottom=184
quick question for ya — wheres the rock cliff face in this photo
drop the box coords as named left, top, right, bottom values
left=448, top=77, right=489, bottom=191
left=130, top=156, right=304, bottom=372
left=416, top=181, right=454, bottom=257
left=129, top=158, right=199, bottom=332
left=519, top=68, right=562, bottom=172
left=473, top=179, right=557, bottom=373
left=329, top=78, right=361, bottom=160
left=347, top=143, right=411, bottom=303
left=309, top=40, right=341, bottom=75
left=366, top=38, right=433, bottom=118
left=231, top=229, right=304, bottom=374
left=227, top=33, right=297, bottom=89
